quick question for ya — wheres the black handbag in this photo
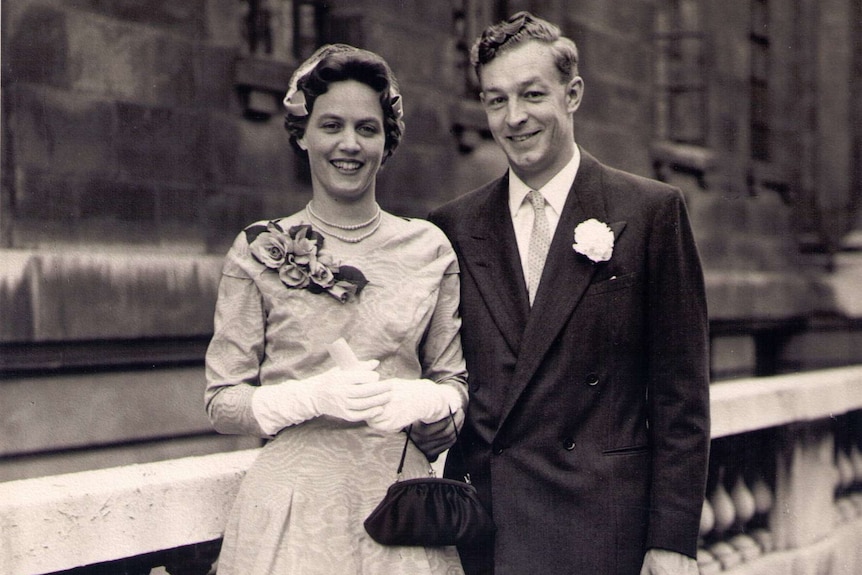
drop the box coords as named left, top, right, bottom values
left=364, top=412, right=495, bottom=547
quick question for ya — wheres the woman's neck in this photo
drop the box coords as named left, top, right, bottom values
left=308, top=194, right=379, bottom=226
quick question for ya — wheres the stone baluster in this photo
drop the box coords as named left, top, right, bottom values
left=771, top=421, right=838, bottom=551
left=697, top=498, right=721, bottom=574
left=835, top=446, right=857, bottom=522
left=706, top=466, right=743, bottom=570
left=727, top=474, right=761, bottom=562
left=750, top=474, right=775, bottom=553
left=849, top=443, right=862, bottom=515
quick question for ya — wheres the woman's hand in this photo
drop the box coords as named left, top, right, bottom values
left=251, top=363, right=390, bottom=435
left=367, top=379, right=463, bottom=433
left=409, top=409, right=465, bottom=460
left=308, top=364, right=390, bottom=422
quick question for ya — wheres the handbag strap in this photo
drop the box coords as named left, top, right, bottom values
left=398, top=409, right=472, bottom=484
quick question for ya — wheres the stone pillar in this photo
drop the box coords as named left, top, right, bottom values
left=814, top=0, right=855, bottom=249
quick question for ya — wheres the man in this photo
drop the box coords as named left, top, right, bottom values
left=420, top=11, right=710, bottom=575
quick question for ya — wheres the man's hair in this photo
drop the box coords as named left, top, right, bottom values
left=470, top=11, right=579, bottom=83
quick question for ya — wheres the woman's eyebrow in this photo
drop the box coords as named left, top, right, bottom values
left=317, top=112, right=382, bottom=124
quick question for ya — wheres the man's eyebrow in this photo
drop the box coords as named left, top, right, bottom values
left=483, top=77, right=548, bottom=93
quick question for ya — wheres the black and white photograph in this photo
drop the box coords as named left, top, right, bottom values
left=2, top=2, right=862, bottom=574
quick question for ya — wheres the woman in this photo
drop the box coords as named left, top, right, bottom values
left=205, top=44, right=467, bottom=574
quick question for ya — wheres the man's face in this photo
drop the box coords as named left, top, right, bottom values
left=479, top=41, right=583, bottom=189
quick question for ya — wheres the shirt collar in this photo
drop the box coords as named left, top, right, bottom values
left=508, top=146, right=581, bottom=218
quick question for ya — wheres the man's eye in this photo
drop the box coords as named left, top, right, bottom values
left=524, top=91, right=545, bottom=100
left=486, top=96, right=505, bottom=107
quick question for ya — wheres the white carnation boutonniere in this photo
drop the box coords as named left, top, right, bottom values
left=572, top=219, right=614, bottom=263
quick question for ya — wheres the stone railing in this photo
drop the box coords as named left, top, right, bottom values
left=2, top=366, right=862, bottom=575
left=698, top=365, right=862, bottom=574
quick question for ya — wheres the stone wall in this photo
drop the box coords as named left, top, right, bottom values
left=2, top=1, right=303, bottom=254
left=2, top=0, right=861, bottom=479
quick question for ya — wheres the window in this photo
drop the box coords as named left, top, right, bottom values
left=654, top=0, right=707, bottom=145
left=453, top=0, right=509, bottom=99
left=293, top=0, right=327, bottom=61
left=239, top=0, right=326, bottom=63
left=750, top=0, right=771, bottom=161
left=235, top=1, right=326, bottom=121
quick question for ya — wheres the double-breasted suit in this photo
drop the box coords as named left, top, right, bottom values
left=429, top=149, right=710, bottom=575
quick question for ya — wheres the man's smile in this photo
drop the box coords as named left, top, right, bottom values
left=507, top=130, right=541, bottom=143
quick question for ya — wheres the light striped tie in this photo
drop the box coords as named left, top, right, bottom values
left=527, top=190, right=550, bottom=305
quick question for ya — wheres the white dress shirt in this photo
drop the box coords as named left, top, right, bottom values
left=508, top=146, right=581, bottom=277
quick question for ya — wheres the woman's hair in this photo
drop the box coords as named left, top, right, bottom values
left=470, top=11, right=579, bottom=84
left=284, top=45, right=404, bottom=163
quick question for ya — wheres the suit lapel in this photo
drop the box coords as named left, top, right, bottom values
left=458, top=175, right=529, bottom=356
left=496, top=151, right=625, bottom=429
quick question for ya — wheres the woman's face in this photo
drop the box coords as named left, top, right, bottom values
left=298, top=79, right=386, bottom=203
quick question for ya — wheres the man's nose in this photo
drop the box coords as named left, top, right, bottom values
left=505, top=100, right=528, bottom=127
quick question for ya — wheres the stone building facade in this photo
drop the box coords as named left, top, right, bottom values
left=2, top=0, right=861, bottom=479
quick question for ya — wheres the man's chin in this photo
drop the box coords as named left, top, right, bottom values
left=507, top=154, right=545, bottom=177
left=504, top=148, right=535, bottom=165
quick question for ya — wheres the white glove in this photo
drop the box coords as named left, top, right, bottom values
left=367, top=378, right=464, bottom=433
left=252, top=361, right=390, bottom=435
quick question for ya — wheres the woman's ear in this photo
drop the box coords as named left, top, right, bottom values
left=297, top=135, right=308, bottom=151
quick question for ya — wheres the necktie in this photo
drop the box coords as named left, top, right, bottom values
left=527, top=190, right=550, bottom=305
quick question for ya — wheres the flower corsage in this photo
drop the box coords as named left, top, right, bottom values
left=572, top=219, right=614, bottom=263
left=245, top=222, right=369, bottom=302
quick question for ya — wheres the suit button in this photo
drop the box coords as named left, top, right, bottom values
left=585, top=373, right=599, bottom=386
left=564, top=439, right=575, bottom=451
left=493, top=445, right=504, bottom=455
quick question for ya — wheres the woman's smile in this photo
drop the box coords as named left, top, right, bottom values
left=331, top=159, right=364, bottom=173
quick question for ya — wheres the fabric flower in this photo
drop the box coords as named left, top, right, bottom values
left=329, top=280, right=359, bottom=303
left=290, top=225, right=320, bottom=266
left=573, top=219, right=614, bottom=263
left=317, top=251, right=339, bottom=273
left=309, top=259, right=336, bottom=289
left=249, top=228, right=290, bottom=269
left=244, top=221, right=368, bottom=302
left=279, top=259, right=310, bottom=288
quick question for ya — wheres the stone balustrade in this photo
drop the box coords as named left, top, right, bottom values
left=698, top=366, right=862, bottom=574
left=2, top=365, right=862, bottom=575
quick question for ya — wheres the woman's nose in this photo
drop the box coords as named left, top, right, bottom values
left=338, top=129, right=361, bottom=152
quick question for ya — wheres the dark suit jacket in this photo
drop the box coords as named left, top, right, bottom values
left=429, top=149, right=710, bottom=575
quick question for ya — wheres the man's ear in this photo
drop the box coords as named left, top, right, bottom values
left=479, top=91, right=486, bottom=105
left=566, top=76, right=584, bottom=114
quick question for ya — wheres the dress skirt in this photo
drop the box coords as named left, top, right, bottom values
left=216, top=418, right=464, bottom=575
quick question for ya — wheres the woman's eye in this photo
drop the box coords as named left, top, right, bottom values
left=321, top=122, right=341, bottom=131
left=358, top=124, right=379, bottom=135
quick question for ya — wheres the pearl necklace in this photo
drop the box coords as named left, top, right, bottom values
left=306, top=202, right=381, bottom=230
left=305, top=204, right=382, bottom=243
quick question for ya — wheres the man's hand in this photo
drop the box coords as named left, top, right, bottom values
left=640, top=548, right=699, bottom=575
left=407, top=408, right=465, bottom=460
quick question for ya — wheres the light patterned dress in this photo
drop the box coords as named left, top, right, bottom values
left=205, top=209, right=467, bottom=575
